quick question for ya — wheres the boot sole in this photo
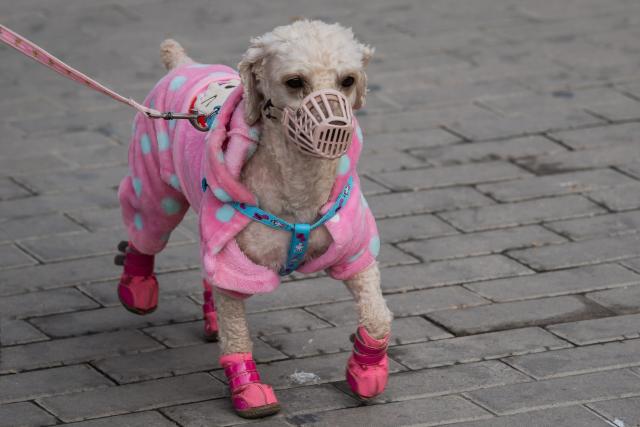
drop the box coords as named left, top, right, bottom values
left=236, top=403, right=281, bottom=419
left=120, top=301, right=157, bottom=316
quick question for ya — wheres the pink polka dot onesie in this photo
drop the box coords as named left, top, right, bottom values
left=118, top=63, right=380, bottom=297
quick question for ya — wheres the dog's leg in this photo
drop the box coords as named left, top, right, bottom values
left=214, top=288, right=280, bottom=418
left=343, top=262, right=392, bottom=399
left=344, top=262, right=392, bottom=338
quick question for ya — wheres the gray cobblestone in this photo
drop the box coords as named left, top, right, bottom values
left=444, top=406, right=611, bottom=427
left=517, top=144, right=640, bottom=174
left=546, top=211, right=640, bottom=241
left=440, top=195, right=605, bottom=232
left=465, top=369, right=640, bottom=415
left=389, top=327, right=570, bottom=370
left=0, top=178, right=31, bottom=200
left=0, top=287, right=99, bottom=320
left=477, top=169, right=636, bottom=203
left=588, top=397, right=640, bottom=427
left=548, top=314, right=640, bottom=345
left=0, top=364, right=112, bottom=404
left=0, top=330, right=161, bottom=373
left=376, top=161, right=529, bottom=192
left=465, top=263, right=640, bottom=302
left=385, top=286, right=489, bottom=317
left=589, top=183, right=640, bottom=212
left=398, top=225, right=565, bottom=262
left=0, top=402, right=58, bottom=427
left=0, top=213, right=84, bottom=242
left=428, top=295, right=612, bottom=335
left=39, top=373, right=226, bottom=423
left=587, top=286, right=640, bottom=315
left=505, top=339, right=640, bottom=379
left=0, top=243, right=37, bottom=270
left=550, top=123, right=640, bottom=150
left=377, top=214, right=458, bottom=243
left=59, top=411, right=179, bottom=427
left=509, top=234, right=640, bottom=270
left=0, top=319, right=48, bottom=346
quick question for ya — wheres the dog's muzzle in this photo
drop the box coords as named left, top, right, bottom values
left=264, top=89, right=354, bottom=159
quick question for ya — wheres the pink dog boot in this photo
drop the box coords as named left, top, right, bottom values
left=346, top=325, right=390, bottom=399
left=202, top=280, right=218, bottom=341
left=220, top=353, right=280, bottom=419
left=114, top=241, right=159, bottom=315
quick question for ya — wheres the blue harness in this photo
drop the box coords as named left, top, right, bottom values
left=227, top=176, right=353, bottom=276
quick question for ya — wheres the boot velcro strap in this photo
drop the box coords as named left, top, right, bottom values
left=225, top=360, right=261, bottom=389
left=123, top=251, right=155, bottom=276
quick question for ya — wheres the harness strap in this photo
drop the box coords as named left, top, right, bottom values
left=229, top=176, right=353, bottom=275
left=0, top=25, right=209, bottom=130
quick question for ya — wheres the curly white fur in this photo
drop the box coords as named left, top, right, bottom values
left=202, top=20, right=391, bottom=354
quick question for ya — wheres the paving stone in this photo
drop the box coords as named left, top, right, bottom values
left=364, top=128, right=461, bottom=150
left=623, top=257, right=640, bottom=274
left=66, top=207, right=125, bottom=231
left=0, top=330, right=161, bottom=373
left=358, top=145, right=425, bottom=173
left=389, top=327, right=571, bottom=370
left=385, top=286, right=489, bottom=318
left=18, top=228, right=193, bottom=262
left=589, top=183, right=640, bottom=212
left=429, top=295, right=612, bottom=335
left=376, top=214, right=458, bottom=243
left=509, top=234, right=640, bottom=270
left=0, top=287, right=99, bottom=320
left=412, top=135, right=565, bottom=166
left=588, top=396, right=640, bottom=427
left=0, top=319, right=48, bottom=346
left=39, top=373, right=226, bottom=423
left=211, top=352, right=405, bottom=390
left=81, top=268, right=203, bottom=306
left=0, top=153, right=73, bottom=176
left=440, top=195, right=605, bottom=232
left=379, top=255, right=533, bottom=294
left=620, top=162, right=640, bottom=180
left=587, top=286, right=640, bottom=315
left=261, top=317, right=451, bottom=358
left=286, top=395, right=490, bottom=427
left=549, top=314, right=640, bottom=345
left=377, top=242, right=418, bottom=267
left=547, top=211, right=640, bottom=241
left=0, top=213, right=84, bottom=242
left=466, top=263, right=640, bottom=302
left=375, top=161, right=529, bottom=191
left=477, top=169, right=636, bottom=203
left=505, top=339, right=640, bottom=380
left=398, top=225, right=565, bottom=262
left=161, top=398, right=290, bottom=427
left=59, top=411, right=179, bottom=427
left=358, top=360, right=529, bottom=404
left=517, top=143, right=640, bottom=174
left=550, top=122, right=640, bottom=150
left=0, top=402, right=58, bottom=427
left=360, top=176, right=390, bottom=196
left=0, top=364, right=112, bottom=404
left=247, top=309, right=333, bottom=337
left=0, top=244, right=37, bottom=269
left=465, top=369, right=640, bottom=415
left=140, top=321, right=286, bottom=362
left=15, top=165, right=129, bottom=194
left=0, top=178, right=31, bottom=200
left=444, top=406, right=611, bottom=427
left=367, top=187, right=493, bottom=219
left=30, top=297, right=201, bottom=337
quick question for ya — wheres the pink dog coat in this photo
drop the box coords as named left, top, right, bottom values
left=118, top=63, right=379, bottom=296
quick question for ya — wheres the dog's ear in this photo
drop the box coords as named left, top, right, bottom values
left=354, top=45, right=374, bottom=110
left=238, top=41, right=266, bottom=125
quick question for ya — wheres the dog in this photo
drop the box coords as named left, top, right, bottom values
left=115, top=19, right=393, bottom=418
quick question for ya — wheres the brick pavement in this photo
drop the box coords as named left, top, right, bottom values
left=2, top=0, right=640, bottom=426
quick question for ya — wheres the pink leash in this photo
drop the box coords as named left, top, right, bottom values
left=0, top=24, right=207, bottom=128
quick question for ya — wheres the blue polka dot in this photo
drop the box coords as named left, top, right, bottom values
left=168, top=119, right=176, bottom=130
left=356, top=126, right=363, bottom=142
left=161, top=197, right=182, bottom=215
left=337, top=155, right=350, bottom=175
left=208, top=72, right=231, bottom=79
left=189, top=63, right=209, bottom=68
left=348, top=248, right=365, bottom=263
left=157, top=131, right=170, bottom=151
left=132, top=177, right=142, bottom=197
left=369, top=235, right=380, bottom=257
left=213, top=188, right=232, bottom=202
left=248, top=126, right=261, bottom=141
left=215, top=204, right=235, bottom=222
left=169, top=174, right=181, bottom=190
left=217, top=151, right=225, bottom=163
left=169, top=75, right=187, bottom=91
left=140, top=134, right=151, bottom=154
left=134, top=213, right=143, bottom=230
left=246, top=143, right=258, bottom=160
left=148, top=98, right=155, bottom=109
left=132, top=121, right=137, bottom=135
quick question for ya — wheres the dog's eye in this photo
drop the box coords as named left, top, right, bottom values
left=285, top=77, right=304, bottom=89
left=341, top=76, right=355, bottom=88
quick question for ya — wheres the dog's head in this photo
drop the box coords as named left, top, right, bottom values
left=238, top=20, right=373, bottom=126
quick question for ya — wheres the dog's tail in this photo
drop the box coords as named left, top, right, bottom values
left=160, top=39, right=193, bottom=70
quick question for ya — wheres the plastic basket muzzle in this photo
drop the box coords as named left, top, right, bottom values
left=282, top=89, right=354, bottom=159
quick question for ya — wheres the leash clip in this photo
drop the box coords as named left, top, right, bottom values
left=145, top=110, right=211, bottom=132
